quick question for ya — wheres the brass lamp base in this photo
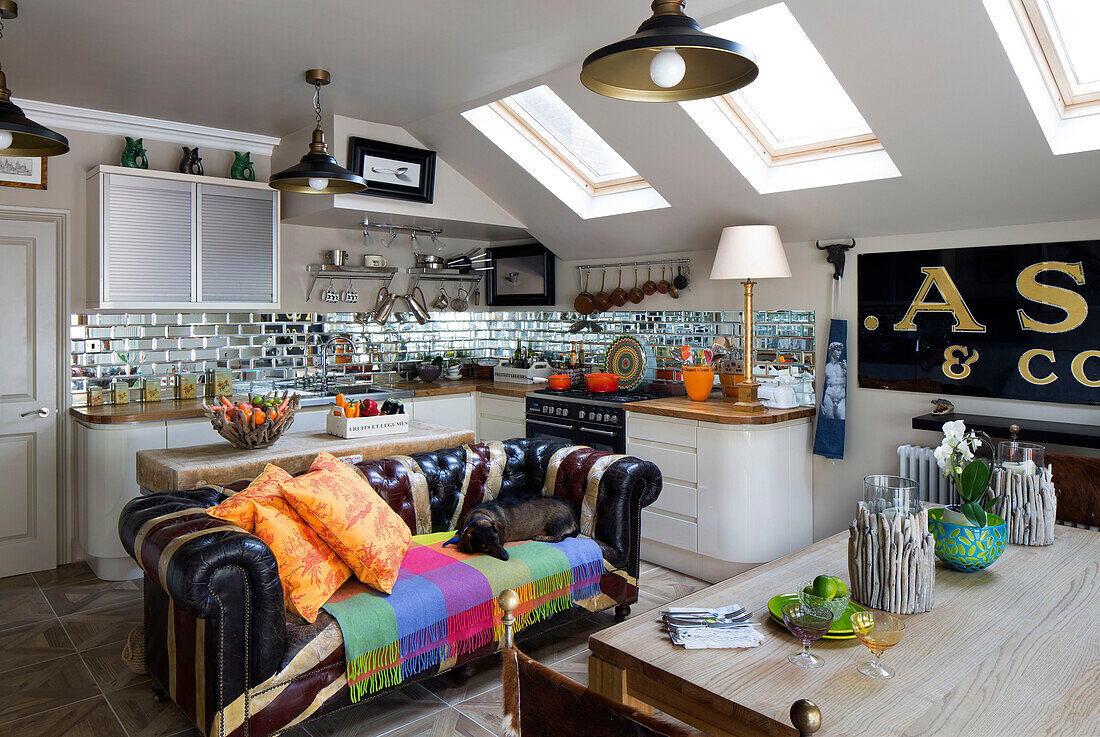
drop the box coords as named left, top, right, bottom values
left=730, top=380, right=765, bottom=414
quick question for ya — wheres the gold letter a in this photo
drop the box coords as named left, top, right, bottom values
left=893, top=266, right=986, bottom=333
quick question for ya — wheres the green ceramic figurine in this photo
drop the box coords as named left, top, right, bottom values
left=230, top=151, right=256, bottom=181
left=120, top=136, right=148, bottom=169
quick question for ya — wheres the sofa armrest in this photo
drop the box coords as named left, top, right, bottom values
left=590, top=457, right=662, bottom=576
left=118, top=490, right=287, bottom=686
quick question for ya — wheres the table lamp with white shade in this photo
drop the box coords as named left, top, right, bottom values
left=709, top=225, right=792, bottom=413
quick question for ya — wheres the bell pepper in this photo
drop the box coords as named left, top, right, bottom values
left=360, top=398, right=380, bottom=417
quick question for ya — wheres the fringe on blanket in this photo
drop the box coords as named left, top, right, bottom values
left=346, top=558, right=602, bottom=701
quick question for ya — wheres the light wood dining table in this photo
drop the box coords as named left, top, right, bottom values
left=588, top=524, right=1100, bottom=737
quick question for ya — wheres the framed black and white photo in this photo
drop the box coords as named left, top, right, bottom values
left=486, top=243, right=556, bottom=306
left=347, top=137, right=436, bottom=203
left=0, top=156, right=46, bottom=189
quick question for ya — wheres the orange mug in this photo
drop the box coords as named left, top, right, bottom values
left=682, top=366, right=715, bottom=402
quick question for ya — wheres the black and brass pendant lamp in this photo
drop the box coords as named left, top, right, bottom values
left=269, top=69, right=367, bottom=194
left=580, top=0, right=758, bottom=102
left=0, top=0, right=68, bottom=155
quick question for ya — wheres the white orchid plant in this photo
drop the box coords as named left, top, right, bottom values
left=934, top=420, right=999, bottom=527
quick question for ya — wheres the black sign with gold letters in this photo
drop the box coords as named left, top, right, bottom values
left=857, top=240, right=1100, bottom=406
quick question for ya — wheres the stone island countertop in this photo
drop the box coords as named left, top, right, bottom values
left=136, top=420, right=474, bottom=492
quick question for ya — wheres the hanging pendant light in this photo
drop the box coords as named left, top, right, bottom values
left=580, top=0, right=758, bottom=103
left=0, top=1, right=68, bottom=156
left=269, top=69, right=366, bottom=194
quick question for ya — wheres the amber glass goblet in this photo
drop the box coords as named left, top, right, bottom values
left=851, top=610, right=905, bottom=679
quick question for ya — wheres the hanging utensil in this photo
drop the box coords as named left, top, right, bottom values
left=472, top=282, right=481, bottom=306
left=574, top=269, right=595, bottom=315
left=610, top=267, right=628, bottom=307
left=628, top=267, right=645, bottom=304
left=673, top=264, right=689, bottom=290
left=643, top=265, right=658, bottom=295
left=450, top=287, right=469, bottom=312
left=404, top=287, right=430, bottom=324
left=657, top=266, right=670, bottom=294
left=669, top=272, right=680, bottom=299
left=432, top=287, right=450, bottom=310
left=341, top=279, right=359, bottom=304
left=594, top=269, right=612, bottom=312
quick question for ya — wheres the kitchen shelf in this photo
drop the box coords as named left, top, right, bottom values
left=406, top=268, right=484, bottom=293
left=305, top=264, right=398, bottom=302
left=912, top=412, right=1100, bottom=450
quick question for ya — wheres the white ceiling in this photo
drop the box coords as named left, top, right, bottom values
left=11, top=0, right=1100, bottom=259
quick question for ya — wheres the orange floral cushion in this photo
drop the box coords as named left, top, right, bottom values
left=207, top=464, right=351, bottom=622
left=279, top=451, right=411, bottom=594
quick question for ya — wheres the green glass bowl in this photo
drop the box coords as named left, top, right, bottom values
left=796, top=582, right=851, bottom=620
left=928, top=508, right=1007, bottom=571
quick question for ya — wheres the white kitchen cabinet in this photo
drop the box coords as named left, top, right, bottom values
left=409, top=393, right=477, bottom=434
left=476, top=394, right=525, bottom=443
left=72, top=419, right=167, bottom=580
left=627, top=411, right=813, bottom=583
left=87, top=166, right=279, bottom=310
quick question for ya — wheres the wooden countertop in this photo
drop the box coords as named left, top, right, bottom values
left=589, top=524, right=1100, bottom=737
left=69, top=380, right=531, bottom=424
left=625, top=394, right=814, bottom=425
left=136, top=421, right=475, bottom=492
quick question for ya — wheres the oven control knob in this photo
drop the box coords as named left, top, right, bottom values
left=578, top=411, right=586, bottom=420
left=543, top=406, right=552, bottom=414
left=610, top=415, right=619, bottom=424
left=557, top=408, right=565, bottom=416
left=594, top=413, right=603, bottom=422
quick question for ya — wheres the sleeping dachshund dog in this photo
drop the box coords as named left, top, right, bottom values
left=450, top=497, right=578, bottom=561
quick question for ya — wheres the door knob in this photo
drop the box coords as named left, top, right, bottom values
left=21, top=408, right=50, bottom=418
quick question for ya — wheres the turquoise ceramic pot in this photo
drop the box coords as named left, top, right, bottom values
left=928, top=508, right=1006, bottom=571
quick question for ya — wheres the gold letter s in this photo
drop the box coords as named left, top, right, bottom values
left=893, top=267, right=986, bottom=333
left=1016, top=261, right=1087, bottom=334
left=1018, top=348, right=1057, bottom=385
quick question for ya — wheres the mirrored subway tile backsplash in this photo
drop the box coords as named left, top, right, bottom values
left=70, top=309, right=814, bottom=403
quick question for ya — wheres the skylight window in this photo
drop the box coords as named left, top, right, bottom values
left=679, top=3, right=899, bottom=193
left=1014, top=0, right=1100, bottom=113
left=985, top=0, right=1100, bottom=154
left=463, top=85, right=668, bottom=219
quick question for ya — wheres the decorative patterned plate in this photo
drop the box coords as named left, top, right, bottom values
left=767, top=593, right=865, bottom=640
left=604, top=335, right=648, bottom=390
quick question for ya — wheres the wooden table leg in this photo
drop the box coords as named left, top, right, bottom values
left=587, top=654, right=653, bottom=716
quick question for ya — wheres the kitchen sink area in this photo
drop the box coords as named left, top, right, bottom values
left=242, top=378, right=416, bottom=407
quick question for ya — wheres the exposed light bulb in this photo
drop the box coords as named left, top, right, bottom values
left=650, top=47, right=686, bottom=88
left=307, top=177, right=329, bottom=191
left=0, top=131, right=12, bottom=150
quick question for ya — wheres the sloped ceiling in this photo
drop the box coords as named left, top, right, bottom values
left=9, top=0, right=1100, bottom=259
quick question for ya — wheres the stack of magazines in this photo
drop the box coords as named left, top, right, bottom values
left=661, top=605, right=764, bottom=649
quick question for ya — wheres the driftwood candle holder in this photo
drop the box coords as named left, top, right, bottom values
left=993, top=466, right=1056, bottom=546
left=848, top=504, right=935, bottom=614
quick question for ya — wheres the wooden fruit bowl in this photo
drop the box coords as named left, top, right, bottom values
left=203, top=392, right=301, bottom=450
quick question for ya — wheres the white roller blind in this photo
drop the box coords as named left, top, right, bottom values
left=104, top=175, right=194, bottom=303
left=199, top=185, right=275, bottom=303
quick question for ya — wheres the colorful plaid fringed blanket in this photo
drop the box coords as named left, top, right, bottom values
left=322, top=531, right=604, bottom=702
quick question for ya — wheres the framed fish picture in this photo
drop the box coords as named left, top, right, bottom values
left=0, top=155, right=45, bottom=189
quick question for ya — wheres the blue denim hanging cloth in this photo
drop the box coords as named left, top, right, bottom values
left=814, top=281, right=847, bottom=460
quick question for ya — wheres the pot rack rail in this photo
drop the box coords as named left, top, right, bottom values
left=305, top=264, right=398, bottom=302
left=576, top=258, right=690, bottom=272
left=362, top=222, right=444, bottom=236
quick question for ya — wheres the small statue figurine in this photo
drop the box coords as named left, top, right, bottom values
left=120, top=136, right=148, bottom=169
left=230, top=151, right=255, bottom=181
left=931, top=398, right=955, bottom=416
left=178, top=146, right=204, bottom=176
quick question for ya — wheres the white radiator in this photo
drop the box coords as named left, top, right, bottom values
left=897, top=445, right=958, bottom=505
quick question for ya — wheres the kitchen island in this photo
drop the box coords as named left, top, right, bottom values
left=623, top=393, right=814, bottom=583
left=136, top=420, right=474, bottom=492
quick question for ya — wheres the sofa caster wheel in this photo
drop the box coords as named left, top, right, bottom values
left=151, top=685, right=168, bottom=703
left=614, top=604, right=631, bottom=622
left=453, top=663, right=477, bottom=684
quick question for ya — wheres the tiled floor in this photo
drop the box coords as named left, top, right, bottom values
left=0, top=560, right=710, bottom=737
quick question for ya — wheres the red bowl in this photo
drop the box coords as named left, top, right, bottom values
left=548, top=374, right=572, bottom=391
left=585, top=373, right=620, bottom=392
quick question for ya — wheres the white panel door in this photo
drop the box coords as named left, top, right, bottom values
left=0, top=214, right=59, bottom=576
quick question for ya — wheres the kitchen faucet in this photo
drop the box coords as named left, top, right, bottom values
left=320, top=334, right=356, bottom=393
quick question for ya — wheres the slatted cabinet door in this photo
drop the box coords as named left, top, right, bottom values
left=101, top=173, right=195, bottom=306
left=198, top=184, right=278, bottom=305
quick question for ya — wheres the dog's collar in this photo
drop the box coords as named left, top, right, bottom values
left=441, top=520, right=475, bottom=548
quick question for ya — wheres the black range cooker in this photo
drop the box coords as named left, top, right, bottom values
left=525, top=385, right=677, bottom=453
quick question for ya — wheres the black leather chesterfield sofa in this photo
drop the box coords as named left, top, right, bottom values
left=118, top=438, right=661, bottom=737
